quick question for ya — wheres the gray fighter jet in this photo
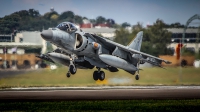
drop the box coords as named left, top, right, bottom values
left=40, top=22, right=171, bottom=81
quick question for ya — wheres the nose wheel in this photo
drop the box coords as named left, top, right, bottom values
left=66, top=55, right=77, bottom=78
left=69, top=64, right=76, bottom=74
left=66, top=64, right=77, bottom=77
left=66, top=72, right=71, bottom=78
left=135, top=74, right=139, bottom=80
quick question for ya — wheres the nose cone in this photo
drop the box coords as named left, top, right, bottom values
left=41, top=30, right=53, bottom=41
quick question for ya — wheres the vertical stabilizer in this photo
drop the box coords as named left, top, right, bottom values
left=127, top=31, right=143, bottom=51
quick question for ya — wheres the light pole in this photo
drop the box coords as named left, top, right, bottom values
left=4, top=46, right=7, bottom=69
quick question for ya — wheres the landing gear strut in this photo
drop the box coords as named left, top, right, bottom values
left=135, top=60, right=140, bottom=80
left=66, top=55, right=77, bottom=78
left=93, top=67, right=105, bottom=81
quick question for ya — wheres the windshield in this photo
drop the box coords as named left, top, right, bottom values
left=56, top=22, right=77, bottom=33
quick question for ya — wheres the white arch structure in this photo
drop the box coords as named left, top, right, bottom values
left=182, top=14, right=200, bottom=53
left=182, top=14, right=200, bottom=43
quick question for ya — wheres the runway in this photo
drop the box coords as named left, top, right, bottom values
left=1, top=86, right=200, bottom=101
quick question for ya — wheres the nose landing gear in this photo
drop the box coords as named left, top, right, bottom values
left=66, top=64, right=77, bottom=78
left=66, top=72, right=71, bottom=78
left=66, top=56, right=77, bottom=78
left=69, top=64, right=76, bottom=74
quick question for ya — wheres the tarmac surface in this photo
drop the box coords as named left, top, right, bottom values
left=1, top=86, right=200, bottom=101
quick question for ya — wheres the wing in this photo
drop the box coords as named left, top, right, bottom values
left=89, top=33, right=116, bottom=52
left=91, top=34, right=171, bottom=67
left=107, top=39, right=171, bottom=66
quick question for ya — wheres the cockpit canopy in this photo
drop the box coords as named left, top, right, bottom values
left=56, top=22, right=77, bottom=33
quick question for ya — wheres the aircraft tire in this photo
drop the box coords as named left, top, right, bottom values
left=99, top=71, right=105, bottom=81
left=93, top=71, right=98, bottom=81
left=69, top=65, right=76, bottom=74
left=135, top=74, right=139, bottom=80
left=66, top=72, right=70, bottom=78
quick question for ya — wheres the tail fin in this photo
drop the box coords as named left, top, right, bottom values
left=127, top=31, right=143, bottom=51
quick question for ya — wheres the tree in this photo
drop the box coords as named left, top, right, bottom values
left=96, top=16, right=106, bottom=24
left=44, top=11, right=59, bottom=20
left=107, top=19, right=115, bottom=27
left=114, top=27, right=130, bottom=45
left=169, top=22, right=184, bottom=28
left=83, top=17, right=88, bottom=19
left=13, top=10, right=29, bottom=18
left=28, top=9, right=40, bottom=17
left=142, top=19, right=172, bottom=56
left=148, top=19, right=171, bottom=43
left=121, top=22, right=131, bottom=28
left=50, top=14, right=59, bottom=20
left=0, top=14, right=20, bottom=34
left=107, top=19, right=115, bottom=25
left=89, top=19, right=96, bottom=24
left=74, top=15, right=83, bottom=24
left=59, top=11, right=74, bottom=22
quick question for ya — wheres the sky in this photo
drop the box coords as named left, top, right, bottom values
left=0, top=0, right=200, bottom=26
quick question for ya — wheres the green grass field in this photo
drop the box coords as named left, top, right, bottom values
left=1, top=100, right=200, bottom=111
left=0, top=67, right=200, bottom=87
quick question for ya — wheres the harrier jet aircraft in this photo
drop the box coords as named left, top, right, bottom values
left=39, top=22, right=171, bottom=81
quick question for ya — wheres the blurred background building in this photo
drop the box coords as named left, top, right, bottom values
left=167, top=28, right=200, bottom=53
left=0, top=31, right=45, bottom=54
left=0, top=31, right=45, bottom=69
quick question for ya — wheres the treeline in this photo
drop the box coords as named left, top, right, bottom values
left=0, top=8, right=188, bottom=34
left=0, top=9, right=116, bottom=34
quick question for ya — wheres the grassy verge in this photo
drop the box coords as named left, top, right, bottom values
left=0, top=100, right=200, bottom=111
left=0, top=67, right=200, bottom=87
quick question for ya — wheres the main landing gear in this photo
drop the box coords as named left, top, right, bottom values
left=93, top=67, right=105, bottom=81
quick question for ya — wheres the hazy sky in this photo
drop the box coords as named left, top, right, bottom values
left=0, top=0, right=200, bottom=26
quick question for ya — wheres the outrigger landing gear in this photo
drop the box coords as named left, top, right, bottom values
left=135, top=60, right=140, bottom=80
left=93, top=67, right=105, bottom=81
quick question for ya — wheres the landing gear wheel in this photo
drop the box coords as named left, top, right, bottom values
left=66, top=72, right=71, bottom=78
left=99, top=71, right=105, bottom=81
left=93, top=71, right=98, bottom=81
left=135, top=74, right=139, bottom=80
left=69, top=65, right=76, bottom=74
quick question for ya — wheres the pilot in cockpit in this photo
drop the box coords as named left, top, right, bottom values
left=56, top=22, right=77, bottom=33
